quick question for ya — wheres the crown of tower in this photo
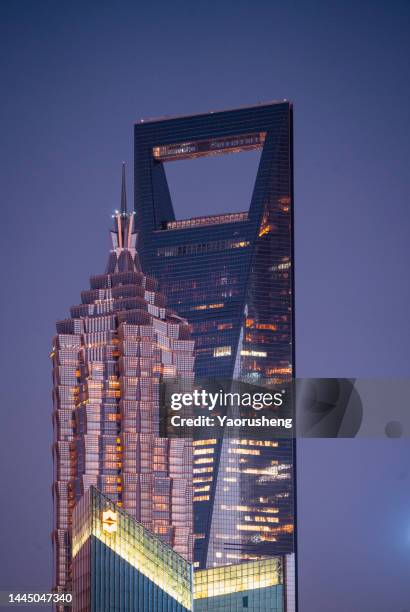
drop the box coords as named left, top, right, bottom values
left=106, top=163, right=141, bottom=274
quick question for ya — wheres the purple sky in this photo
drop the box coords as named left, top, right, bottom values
left=1, top=1, right=410, bottom=610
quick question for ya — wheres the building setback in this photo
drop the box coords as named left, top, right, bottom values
left=134, top=102, right=296, bottom=571
left=194, top=556, right=289, bottom=612
left=51, top=167, right=194, bottom=594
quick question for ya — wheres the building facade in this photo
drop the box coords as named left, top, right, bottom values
left=134, top=102, right=296, bottom=570
left=72, top=487, right=193, bottom=612
left=51, top=167, right=194, bottom=594
left=194, top=557, right=286, bottom=612
left=72, top=487, right=293, bottom=612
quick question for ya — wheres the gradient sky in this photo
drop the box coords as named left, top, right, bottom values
left=1, top=1, right=409, bottom=610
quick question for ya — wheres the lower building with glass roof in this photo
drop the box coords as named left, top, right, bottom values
left=72, top=487, right=294, bottom=611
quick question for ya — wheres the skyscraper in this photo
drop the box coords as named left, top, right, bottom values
left=51, top=166, right=194, bottom=594
left=134, top=102, right=296, bottom=571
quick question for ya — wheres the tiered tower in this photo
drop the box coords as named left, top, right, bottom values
left=51, top=165, right=194, bottom=593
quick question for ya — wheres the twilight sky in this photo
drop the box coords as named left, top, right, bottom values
left=1, top=1, right=410, bottom=610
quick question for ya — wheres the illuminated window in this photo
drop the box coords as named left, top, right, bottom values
left=236, top=524, right=279, bottom=532
left=228, top=448, right=260, bottom=456
left=194, top=485, right=210, bottom=493
left=191, top=303, right=224, bottom=311
left=213, top=346, right=232, bottom=357
left=244, top=515, right=279, bottom=523
left=229, top=439, right=278, bottom=448
left=193, top=439, right=217, bottom=446
left=193, top=467, right=213, bottom=474
left=241, top=349, right=267, bottom=357
left=266, top=366, right=292, bottom=375
left=193, top=495, right=210, bottom=502
left=194, top=448, right=215, bottom=455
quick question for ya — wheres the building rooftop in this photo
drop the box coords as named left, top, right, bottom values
left=136, top=99, right=291, bottom=125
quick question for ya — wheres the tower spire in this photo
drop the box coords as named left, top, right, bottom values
left=121, top=162, right=127, bottom=214
left=107, top=163, right=140, bottom=273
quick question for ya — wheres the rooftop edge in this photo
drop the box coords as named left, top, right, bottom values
left=135, top=99, right=292, bottom=125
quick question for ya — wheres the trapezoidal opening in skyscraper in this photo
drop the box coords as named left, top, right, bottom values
left=149, top=130, right=265, bottom=225
left=162, top=145, right=262, bottom=220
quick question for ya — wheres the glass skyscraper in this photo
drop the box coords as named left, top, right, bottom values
left=134, top=102, right=296, bottom=571
left=51, top=167, right=194, bottom=595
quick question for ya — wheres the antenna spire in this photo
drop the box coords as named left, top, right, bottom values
left=121, top=162, right=127, bottom=214
left=109, top=162, right=139, bottom=270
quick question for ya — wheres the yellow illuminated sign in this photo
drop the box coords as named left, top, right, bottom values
left=102, top=509, right=118, bottom=534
